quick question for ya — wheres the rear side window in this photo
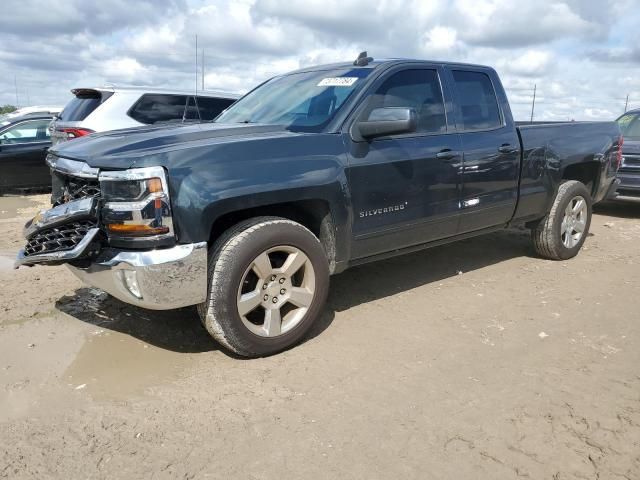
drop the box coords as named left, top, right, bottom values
left=58, top=94, right=102, bottom=122
left=452, top=70, right=502, bottom=131
left=617, top=113, right=640, bottom=140
left=196, top=96, right=236, bottom=120
left=185, top=97, right=200, bottom=121
left=365, top=69, right=447, bottom=134
left=128, top=94, right=189, bottom=124
left=0, top=119, right=51, bottom=144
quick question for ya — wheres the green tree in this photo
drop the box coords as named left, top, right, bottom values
left=0, top=105, right=17, bottom=115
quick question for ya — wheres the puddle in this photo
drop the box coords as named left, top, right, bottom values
left=56, top=287, right=219, bottom=399
left=64, top=331, right=198, bottom=399
left=0, top=195, right=39, bottom=219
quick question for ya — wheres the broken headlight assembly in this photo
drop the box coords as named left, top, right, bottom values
left=99, top=166, right=175, bottom=247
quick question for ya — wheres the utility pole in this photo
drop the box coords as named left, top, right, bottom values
left=195, top=35, right=198, bottom=96
left=530, top=83, right=537, bottom=123
left=624, top=94, right=629, bottom=113
left=202, top=49, right=205, bottom=90
left=14, top=75, right=19, bottom=107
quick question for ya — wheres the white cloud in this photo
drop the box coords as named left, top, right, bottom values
left=422, top=26, right=459, bottom=56
left=101, top=58, right=152, bottom=84
left=0, top=0, right=638, bottom=121
left=499, top=50, right=554, bottom=77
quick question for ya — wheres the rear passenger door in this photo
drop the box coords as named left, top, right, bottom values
left=447, top=68, right=521, bottom=233
left=346, top=65, right=463, bottom=259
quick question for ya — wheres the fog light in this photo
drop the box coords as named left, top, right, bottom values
left=121, top=270, right=142, bottom=299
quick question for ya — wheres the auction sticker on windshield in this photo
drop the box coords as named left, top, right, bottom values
left=317, top=77, right=358, bottom=87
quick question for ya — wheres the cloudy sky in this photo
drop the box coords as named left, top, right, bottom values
left=1, top=0, right=638, bottom=121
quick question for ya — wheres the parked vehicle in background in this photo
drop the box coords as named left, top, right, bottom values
left=615, top=109, right=640, bottom=197
left=0, top=113, right=57, bottom=193
left=0, top=106, right=62, bottom=125
left=17, top=55, right=622, bottom=357
left=50, top=86, right=240, bottom=145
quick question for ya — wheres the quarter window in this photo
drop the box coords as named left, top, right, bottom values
left=366, top=69, right=447, bottom=134
left=451, top=70, right=502, bottom=131
left=196, top=96, right=236, bottom=120
left=128, top=94, right=189, bottom=124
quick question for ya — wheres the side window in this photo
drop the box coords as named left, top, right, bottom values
left=128, top=94, right=189, bottom=124
left=0, top=120, right=51, bottom=144
left=185, top=96, right=201, bottom=121
left=617, top=113, right=640, bottom=139
left=451, top=70, right=501, bottom=131
left=366, top=69, right=447, bottom=134
left=196, top=96, right=236, bottom=120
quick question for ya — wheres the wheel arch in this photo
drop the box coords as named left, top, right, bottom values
left=561, top=161, right=601, bottom=198
left=204, top=193, right=345, bottom=274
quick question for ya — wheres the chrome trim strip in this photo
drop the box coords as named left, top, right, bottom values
left=67, top=242, right=208, bottom=310
left=47, top=154, right=99, bottom=179
left=15, top=228, right=100, bottom=268
left=23, top=197, right=96, bottom=238
left=98, top=166, right=167, bottom=182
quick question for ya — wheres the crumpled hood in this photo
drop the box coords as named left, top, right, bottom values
left=49, top=122, right=298, bottom=170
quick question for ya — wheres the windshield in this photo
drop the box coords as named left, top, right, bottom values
left=215, top=68, right=372, bottom=133
left=617, top=112, right=640, bottom=140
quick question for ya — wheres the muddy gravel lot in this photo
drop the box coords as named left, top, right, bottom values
left=1, top=194, right=639, bottom=479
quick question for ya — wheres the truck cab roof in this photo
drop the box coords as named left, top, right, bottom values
left=286, top=58, right=494, bottom=76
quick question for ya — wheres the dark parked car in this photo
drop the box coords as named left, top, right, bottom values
left=0, top=114, right=56, bottom=194
left=615, top=109, right=640, bottom=197
left=17, top=55, right=622, bottom=357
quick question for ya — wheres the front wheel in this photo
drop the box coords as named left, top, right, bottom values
left=197, top=217, right=329, bottom=357
left=531, top=180, right=592, bottom=260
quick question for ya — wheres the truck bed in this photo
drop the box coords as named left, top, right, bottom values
left=513, top=121, right=620, bottom=222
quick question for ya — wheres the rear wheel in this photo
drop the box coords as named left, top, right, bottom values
left=531, top=180, right=592, bottom=260
left=197, top=217, right=329, bottom=357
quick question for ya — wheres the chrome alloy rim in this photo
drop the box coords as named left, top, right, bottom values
left=236, top=246, right=316, bottom=337
left=561, top=195, right=587, bottom=248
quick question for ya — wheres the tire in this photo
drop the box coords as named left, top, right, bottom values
left=197, top=216, right=330, bottom=357
left=531, top=180, right=592, bottom=260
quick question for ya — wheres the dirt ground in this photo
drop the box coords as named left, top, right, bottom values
left=0, top=194, right=639, bottom=479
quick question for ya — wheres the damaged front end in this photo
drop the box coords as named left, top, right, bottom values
left=16, top=158, right=103, bottom=268
left=15, top=154, right=207, bottom=310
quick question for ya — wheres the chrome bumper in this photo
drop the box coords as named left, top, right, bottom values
left=68, top=242, right=208, bottom=310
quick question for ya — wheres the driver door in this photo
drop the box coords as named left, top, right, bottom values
left=0, top=119, right=52, bottom=189
left=346, top=66, right=463, bottom=259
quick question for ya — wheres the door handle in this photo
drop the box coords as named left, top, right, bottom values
left=436, top=149, right=461, bottom=160
left=498, top=144, right=517, bottom=154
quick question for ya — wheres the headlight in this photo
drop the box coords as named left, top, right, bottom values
left=99, top=166, right=174, bottom=242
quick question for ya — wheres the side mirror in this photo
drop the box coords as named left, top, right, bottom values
left=354, top=107, right=417, bottom=141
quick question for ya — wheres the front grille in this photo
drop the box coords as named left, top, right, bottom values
left=52, top=173, right=101, bottom=207
left=621, top=154, right=640, bottom=171
left=24, top=220, right=98, bottom=257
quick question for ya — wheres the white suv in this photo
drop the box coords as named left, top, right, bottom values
left=50, top=86, right=240, bottom=145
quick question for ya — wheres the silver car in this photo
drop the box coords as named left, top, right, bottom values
left=50, top=86, right=240, bottom=145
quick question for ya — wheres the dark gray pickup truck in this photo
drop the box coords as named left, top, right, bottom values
left=16, top=55, right=622, bottom=357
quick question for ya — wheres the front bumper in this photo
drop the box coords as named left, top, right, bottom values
left=68, top=242, right=208, bottom=310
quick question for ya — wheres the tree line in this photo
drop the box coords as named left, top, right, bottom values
left=0, top=105, right=17, bottom=115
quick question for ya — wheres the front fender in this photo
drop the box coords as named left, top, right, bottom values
left=166, top=134, right=352, bottom=265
